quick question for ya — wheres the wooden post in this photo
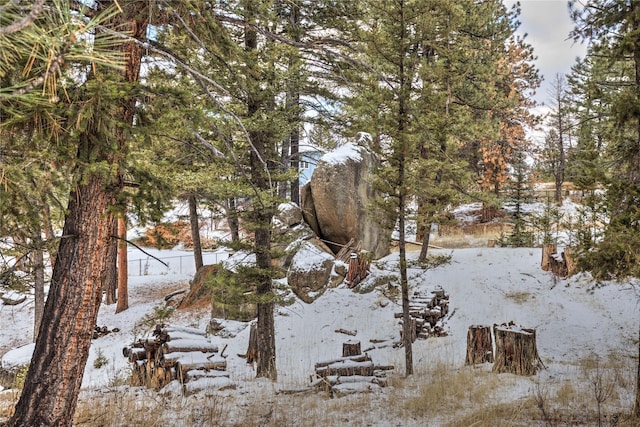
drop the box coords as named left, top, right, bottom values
left=541, top=243, right=557, bottom=271
left=465, top=325, right=494, bottom=365
left=492, top=323, right=543, bottom=376
left=342, top=340, right=361, bottom=357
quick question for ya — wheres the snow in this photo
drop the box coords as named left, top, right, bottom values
left=319, top=141, right=363, bottom=165
left=1, top=207, right=640, bottom=424
left=289, top=241, right=334, bottom=272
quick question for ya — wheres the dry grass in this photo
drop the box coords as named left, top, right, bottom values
left=1, top=354, right=638, bottom=426
left=0, top=389, right=19, bottom=423
left=0, top=356, right=633, bottom=427
left=504, top=291, right=533, bottom=304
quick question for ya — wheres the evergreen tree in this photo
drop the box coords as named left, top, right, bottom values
left=570, top=1, right=640, bottom=416
left=545, top=74, right=573, bottom=203
left=500, top=148, right=535, bottom=247
left=2, top=1, right=153, bottom=423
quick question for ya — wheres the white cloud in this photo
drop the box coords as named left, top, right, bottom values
left=504, top=0, right=588, bottom=105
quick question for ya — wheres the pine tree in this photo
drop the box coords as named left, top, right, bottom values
left=3, top=1, right=150, bottom=424
left=570, top=1, right=640, bottom=416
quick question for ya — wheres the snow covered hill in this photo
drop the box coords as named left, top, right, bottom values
left=2, top=243, right=638, bottom=425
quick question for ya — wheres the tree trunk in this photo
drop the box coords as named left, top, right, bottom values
left=188, top=194, right=203, bottom=270
left=226, top=197, right=240, bottom=243
left=287, top=2, right=301, bottom=206
left=290, top=126, right=300, bottom=205
left=8, top=3, right=148, bottom=424
left=418, top=221, right=431, bottom=260
left=42, top=202, right=57, bottom=268
left=634, top=318, right=640, bottom=417
left=103, top=215, right=117, bottom=305
left=8, top=176, right=116, bottom=426
left=32, top=236, right=45, bottom=342
left=245, top=2, right=277, bottom=380
left=115, top=213, right=128, bottom=313
left=465, top=325, right=493, bottom=365
left=492, top=323, right=542, bottom=376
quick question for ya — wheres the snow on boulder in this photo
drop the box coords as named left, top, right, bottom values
left=287, top=240, right=335, bottom=303
left=273, top=202, right=304, bottom=228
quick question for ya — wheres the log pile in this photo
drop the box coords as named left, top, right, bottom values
left=93, top=325, right=120, bottom=339
left=312, top=340, right=394, bottom=396
left=123, top=324, right=228, bottom=390
left=394, top=287, right=449, bottom=344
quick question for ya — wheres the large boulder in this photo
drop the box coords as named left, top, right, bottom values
left=302, top=142, right=390, bottom=258
left=287, top=240, right=335, bottom=303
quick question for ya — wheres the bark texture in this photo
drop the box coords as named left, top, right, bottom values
left=8, top=177, right=115, bottom=426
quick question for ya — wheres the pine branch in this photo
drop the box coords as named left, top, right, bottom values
left=0, top=0, right=46, bottom=36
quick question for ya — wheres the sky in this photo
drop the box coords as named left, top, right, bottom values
left=504, top=0, right=589, bottom=106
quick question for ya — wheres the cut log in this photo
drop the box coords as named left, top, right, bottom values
left=315, top=354, right=371, bottom=369
left=315, top=360, right=375, bottom=378
left=1, top=294, right=27, bottom=306
left=162, top=341, right=219, bottom=354
left=465, top=325, right=494, bottom=365
left=342, top=340, right=361, bottom=357
left=541, top=243, right=557, bottom=272
left=335, top=238, right=356, bottom=262
left=176, top=360, right=227, bottom=373
left=335, top=328, right=357, bottom=336
left=492, top=323, right=544, bottom=376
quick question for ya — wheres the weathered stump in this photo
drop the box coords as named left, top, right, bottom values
left=541, top=243, right=557, bottom=272
left=564, top=247, right=577, bottom=277
left=245, top=322, right=258, bottom=364
left=342, top=340, right=361, bottom=357
left=492, top=323, right=543, bottom=376
left=465, top=325, right=494, bottom=365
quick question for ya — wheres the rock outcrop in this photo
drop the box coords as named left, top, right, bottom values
left=286, top=239, right=336, bottom=303
left=302, top=142, right=390, bottom=258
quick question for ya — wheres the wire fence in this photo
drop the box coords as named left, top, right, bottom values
left=127, top=252, right=228, bottom=277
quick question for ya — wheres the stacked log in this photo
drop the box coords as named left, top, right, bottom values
left=93, top=325, right=120, bottom=339
left=394, top=287, right=449, bottom=343
left=123, top=324, right=227, bottom=390
left=312, top=349, right=394, bottom=396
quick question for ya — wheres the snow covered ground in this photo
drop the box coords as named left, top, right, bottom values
left=1, top=239, right=639, bottom=425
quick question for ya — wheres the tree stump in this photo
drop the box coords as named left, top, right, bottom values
left=465, top=325, right=494, bottom=365
left=564, top=247, right=577, bottom=277
left=342, top=340, right=361, bottom=357
left=245, top=322, right=258, bottom=364
left=492, top=323, right=543, bottom=376
left=541, top=243, right=557, bottom=271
